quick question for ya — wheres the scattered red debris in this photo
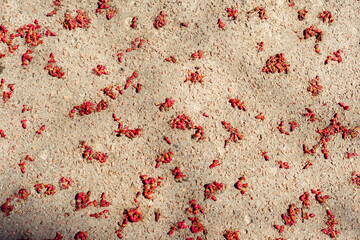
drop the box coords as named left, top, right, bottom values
left=218, top=18, right=225, bottom=29
left=262, top=152, right=270, bottom=161
left=125, top=206, right=143, bottom=222
left=288, top=0, right=295, bottom=6
left=45, top=29, right=57, bottom=37
left=322, top=209, right=339, bottom=238
left=53, top=0, right=62, bottom=7
left=186, top=200, right=205, bottom=215
left=303, top=161, right=313, bottom=169
left=338, top=102, right=350, bottom=111
left=185, top=70, right=204, bottom=84
left=278, top=121, right=290, bottom=135
left=222, top=121, right=244, bottom=148
left=36, top=125, right=45, bottom=135
left=192, top=125, right=205, bottom=141
left=114, top=121, right=141, bottom=139
left=101, top=85, right=117, bottom=99
left=256, top=41, right=264, bottom=51
left=191, top=50, right=203, bottom=60
left=60, top=177, right=72, bottom=189
left=172, top=167, right=185, bottom=181
left=189, top=217, right=206, bottom=233
left=209, top=159, right=220, bottom=168
left=278, top=161, right=290, bottom=169
left=45, top=53, right=65, bottom=79
left=46, top=10, right=57, bottom=17
left=298, top=9, right=308, bottom=21
left=1, top=198, right=14, bottom=216
left=274, top=225, right=285, bottom=233
left=22, top=104, right=30, bottom=112
left=14, top=189, right=30, bottom=201
left=348, top=152, right=358, bottom=159
left=34, top=184, right=56, bottom=196
left=311, top=189, right=330, bottom=204
left=155, top=210, right=161, bottom=222
left=319, top=11, right=334, bottom=23
left=314, top=44, right=321, bottom=53
left=235, top=177, right=248, bottom=194
left=178, top=220, right=187, bottom=229
left=53, top=232, right=63, bottom=240
left=70, top=100, right=108, bottom=117
left=289, top=121, right=298, bottom=132
left=229, top=98, right=247, bottom=111
left=304, top=108, right=316, bottom=122
left=21, top=119, right=27, bottom=129
left=93, top=64, right=110, bottom=76
left=262, top=53, right=290, bottom=74
left=0, top=129, right=6, bottom=138
left=299, top=192, right=310, bottom=206
left=63, top=10, right=91, bottom=30
left=75, top=191, right=96, bottom=211
left=80, top=141, right=108, bottom=163
left=155, top=151, right=174, bottom=168
left=19, top=161, right=26, bottom=173
left=96, top=0, right=110, bottom=14
left=308, top=76, right=322, bottom=96
left=302, top=212, right=315, bottom=220
left=325, top=49, right=342, bottom=64
left=140, top=175, right=163, bottom=199
left=248, top=6, right=268, bottom=20
left=316, top=113, right=359, bottom=159
left=90, top=209, right=109, bottom=218
left=154, top=11, right=167, bottom=29
left=165, top=55, right=176, bottom=63
left=22, top=49, right=33, bottom=66
left=170, top=114, right=194, bottom=130
left=74, top=231, right=88, bottom=240
left=168, top=226, right=176, bottom=236
left=130, top=17, right=138, bottom=28
left=227, top=8, right=238, bottom=20
left=106, top=8, right=117, bottom=20
left=224, top=230, right=240, bottom=240
left=281, top=204, right=300, bottom=226
left=303, top=26, right=323, bottom=43
left=351, top=171, right=360, bottom=186
left=16, top=20, right=43, bottom=46
left=2, top=79, right=15, bottom=103
left=204, top=181, right=224, bottom=201
left=164, top=136, right=172, bottom=144
left=156, top=98, right=175, bottom=111
left=255, top=112, right=265, bottom=121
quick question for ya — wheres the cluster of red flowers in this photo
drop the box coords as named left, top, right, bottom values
left=69, top=100, right=108, bottom=117
left=80, top=141, right=108, bottom=163
left=222, top=121, right=244, bottom=148
left=185, top=70, right=204, bottom=84
left=155, top=151, right=174, bottom=168
left=63, top=10, right=91, bottom=30
left=140, top=175, right=163, bottom=200
left=204, top=181, right=224, bottom=201
left=16, top=20, right=43, bottom=46
left=303, top=26, right=323, bottom=42
left=308, top=76, right=322, bottom=96
left=262, top=53, right=290, bottom=74
left=45, top=53, right=65, bottom=79
left=154, top=11, right=167, bottom=29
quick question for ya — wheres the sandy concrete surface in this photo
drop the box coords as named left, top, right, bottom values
left=0, top=0, right=359, bottom=239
